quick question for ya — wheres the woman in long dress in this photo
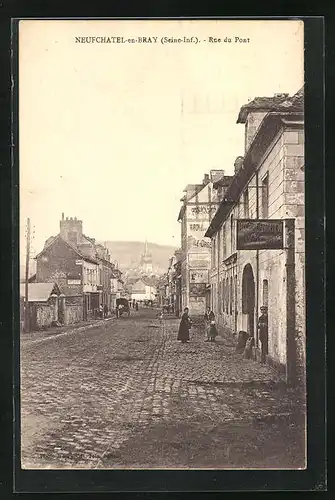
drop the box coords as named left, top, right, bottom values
left=177, top=307, right=191, bottom=343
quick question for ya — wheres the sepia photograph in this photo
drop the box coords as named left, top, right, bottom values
left=18, top=19, right=306, bottom=470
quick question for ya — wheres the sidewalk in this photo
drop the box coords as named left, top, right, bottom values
left=20, top=316, right=115, bottom=343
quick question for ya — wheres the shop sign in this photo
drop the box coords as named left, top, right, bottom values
left=189, top=283, right=207, bottom=297
left=67, top=279, right=81, bottom=285
left=236, top=219, right=284, bottom=250
left=189, top=270, right=209, bottom=283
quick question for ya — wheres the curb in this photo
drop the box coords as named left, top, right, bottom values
left=22, top=317, right=116, bottom=346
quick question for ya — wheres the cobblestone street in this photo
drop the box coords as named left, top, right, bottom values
left=20, top=308, right=306, bottom=469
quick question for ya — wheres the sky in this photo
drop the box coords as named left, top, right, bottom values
left=19, top=19, right=304, bottom=258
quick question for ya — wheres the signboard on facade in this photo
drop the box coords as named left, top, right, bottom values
left=189, top=283, right=207, bottom=297
left=189, top=270, right=209, bottom=284
left=236, top=219, right=284, bottom=250
left=67, top=279, right=81, bottom=285
left=188, top=253, right=210, bottom=269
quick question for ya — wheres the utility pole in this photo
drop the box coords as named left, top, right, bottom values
left=24, top=217, right=31, bottom=332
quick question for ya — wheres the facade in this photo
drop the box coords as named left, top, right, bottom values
left=20, top=282, right=61, bottom=331
left=110, top=268, right=124, bottom=310
left=36, top=215, right=115, bottom=321
left=177, top=170, right=232, bottom=316
left=129, top=278, right=157, bottom=302
left=205, top=88, right=305, bottom=385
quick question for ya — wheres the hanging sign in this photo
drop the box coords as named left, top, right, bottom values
left=236, top=219, right=284, bottom=250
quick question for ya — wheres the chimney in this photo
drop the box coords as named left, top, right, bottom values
left=203, top=174, right=210, bottom=185
left=234, top=156, right=244, bottom=174
left=60, top=215, right=83, bottom=245
left=210, top=169, right=225, bottom=183
left=62, top=212, right=64, bottom=221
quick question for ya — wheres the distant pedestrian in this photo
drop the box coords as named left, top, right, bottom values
left=258, top=306, right=268, bottom=363
left=99, top=305, right=104, bottom=319
left=204, top=307, right=215, bottom=341
left=135, top=302, right=139, bottom=311
left=103, top=304, right=108, bottom=318
left=177, top=307, right=192, bottom=343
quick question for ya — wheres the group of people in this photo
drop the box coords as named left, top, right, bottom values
left=177, top=305, right=269, bottom=363
left=95, top=304, right=109, bottom=319
left=177, top=306, right=218, bottom=343
left=130, top=300, right=139, bottom=311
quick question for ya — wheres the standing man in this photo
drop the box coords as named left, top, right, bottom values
left=258, top=306, right=268, bottom=363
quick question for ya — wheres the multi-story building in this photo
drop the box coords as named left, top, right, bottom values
left=110, top=266, right=124, bottom=310
left=177, top=170, right=232, bottom=316
left=36, top=214, right=114, bottom=321
left=205, top=88, right=305, bottom=386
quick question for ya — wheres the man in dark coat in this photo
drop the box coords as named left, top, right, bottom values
left=177, top=307, right=192, bottom=343
left=258, top=306, right=268, bottom=363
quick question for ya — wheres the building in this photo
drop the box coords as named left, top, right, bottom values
left=129, top=277, right=157, bottom=302
left=177, top=170, right=233, bottom=315
left=20, top=282, right=61, bottom=331
left=35, top=215, right=115, bottom=321
left=205, top=88, right=305, bottom=385
left=110, top=267, right=125, bottom=310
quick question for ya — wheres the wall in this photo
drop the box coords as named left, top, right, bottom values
left=180, top=182, right=219, bottom=316
left=35, top=302, right=56, bottom=329
left=36, top=237, right=83, bottom=296
left=65, top=295, right=83, bottom=324
left=209, top=122, right=305, bottom=376
left=245, top=111, right=267, bottom=151
left=82, top=260, right=99, bottom=293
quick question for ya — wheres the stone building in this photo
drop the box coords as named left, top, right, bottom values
left=177, top=170, right=232, bottom=316
left=205, top=87, right=305, bottom=385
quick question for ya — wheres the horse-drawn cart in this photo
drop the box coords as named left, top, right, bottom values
left=116, top=298, right=130, bottom=317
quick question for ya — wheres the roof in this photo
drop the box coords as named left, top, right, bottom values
left=237, top=87, right=304, bottom=124
left=20, top=282, right=60, bottom=302
left=36, top=234, right=98, bottom=264
left=205, top=111, right=304, bottom=238
left=213, top=175, right=234, bottom=189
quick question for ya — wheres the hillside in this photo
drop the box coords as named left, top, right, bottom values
left=102, top=241, right=177, bottom=272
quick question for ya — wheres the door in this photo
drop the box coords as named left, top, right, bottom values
left=242, top=264, right=255, bottom=337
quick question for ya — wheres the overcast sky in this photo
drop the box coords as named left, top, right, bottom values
left=19, top=19, right=304, bottom=257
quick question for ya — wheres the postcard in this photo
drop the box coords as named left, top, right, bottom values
left=17, top=19, right=306, bottom=473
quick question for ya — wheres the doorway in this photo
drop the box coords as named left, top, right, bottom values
left=242, top=264, right=255, bottom=337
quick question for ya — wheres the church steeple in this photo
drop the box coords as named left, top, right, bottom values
left=140, top=238, right=153, bottom=274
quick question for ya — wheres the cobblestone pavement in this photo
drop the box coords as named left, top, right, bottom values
left=20, top=308, right=306, bottom=469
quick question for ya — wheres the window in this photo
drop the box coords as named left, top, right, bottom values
left=262, top=279, right=269, bottom=307
left=226, top=278, right=229, bottom=314
left=222, top=280, right=225, bottom=313
left=235, top=275, right=238, bottom=315
left=243, top=189, right=249, bottom=218
left=222, top=225, right=226, bottom=259
left=230, top=215, right=234, bottom=254
left=261, top=173, right=269, bottom=218
left=230, top=277, right=233, bottom=315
